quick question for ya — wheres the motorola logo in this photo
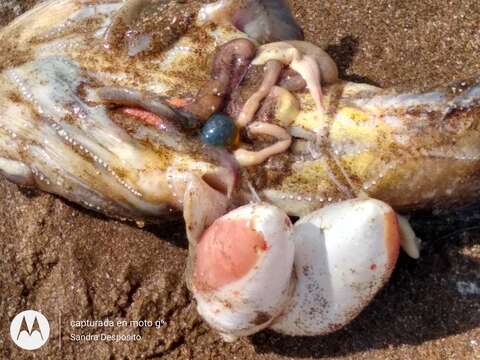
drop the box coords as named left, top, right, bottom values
left=10, top=310, right=50, bottom=350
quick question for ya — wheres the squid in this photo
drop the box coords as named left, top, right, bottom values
left=1, top=0, right=479, bottom=341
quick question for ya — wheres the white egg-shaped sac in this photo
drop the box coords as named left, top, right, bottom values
left=191, top=203, right=295, bottom=340
left=270, top=198, right=401, bottom=336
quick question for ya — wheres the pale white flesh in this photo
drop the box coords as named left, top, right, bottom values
left=270, top=198, right=400, bottom=336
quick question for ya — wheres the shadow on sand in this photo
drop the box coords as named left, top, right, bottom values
left=326, top=35, right=380, bottom=86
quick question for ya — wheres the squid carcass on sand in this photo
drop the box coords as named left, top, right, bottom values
left=1, top=0, right=480, bottom=340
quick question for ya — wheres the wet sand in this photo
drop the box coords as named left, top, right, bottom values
left=0, top=1, right=479, bottom=359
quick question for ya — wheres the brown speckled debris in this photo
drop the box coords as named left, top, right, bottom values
left=0, top=1, right=479, bottom=359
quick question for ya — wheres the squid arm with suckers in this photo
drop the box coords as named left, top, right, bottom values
left=1, top=0, right=480, bottom=341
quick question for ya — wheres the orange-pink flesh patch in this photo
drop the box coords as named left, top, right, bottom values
left=121, top=107, right=164, bottom=127
left=193, top=219, right=267, bottom=293
left=383, top=211, right=401, bottom=267
left=166, top=97, right=190, bottom=108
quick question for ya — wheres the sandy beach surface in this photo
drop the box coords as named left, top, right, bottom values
left=0, top=1, right=479, bottom=359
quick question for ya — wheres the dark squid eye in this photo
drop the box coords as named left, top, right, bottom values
left=201, top=113, right=239, bottom=147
